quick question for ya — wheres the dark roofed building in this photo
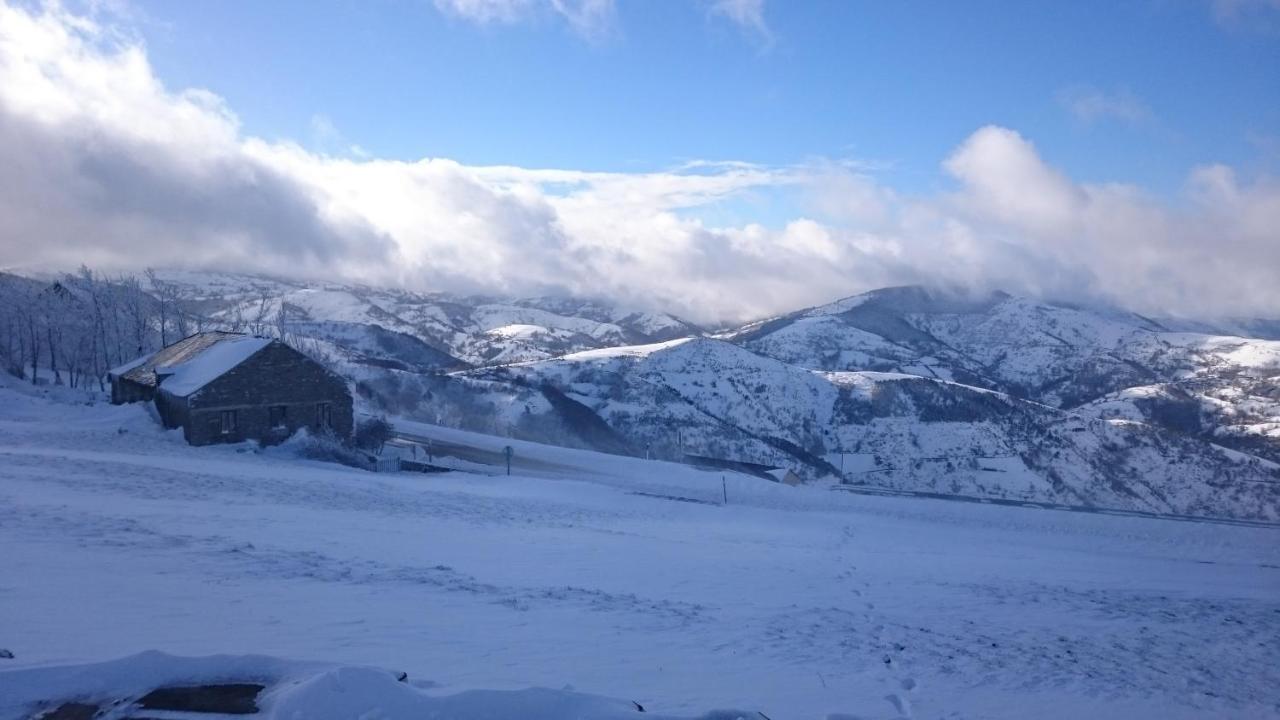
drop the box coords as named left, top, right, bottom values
left=109, top=331, right=243, bottom=404
left=682, top=453, right=804, bottom=485
left=109, top=331, right=353, bottom=446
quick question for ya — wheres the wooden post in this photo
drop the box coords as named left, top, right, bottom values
left=722, top=475, right=727, bottom=505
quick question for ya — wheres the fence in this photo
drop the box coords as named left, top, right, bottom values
left=372, top=454, right=401, bottom=473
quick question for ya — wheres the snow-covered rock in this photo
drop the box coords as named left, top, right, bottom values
left=0, top=651, right=747, bottom=720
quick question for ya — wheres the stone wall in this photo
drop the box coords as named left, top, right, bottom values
left=173, top=342, right=353, bottom=446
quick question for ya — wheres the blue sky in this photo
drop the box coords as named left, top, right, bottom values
left=129, top=0, right=1278, bottom=194
left=1, top=0, right=1278, bottom=320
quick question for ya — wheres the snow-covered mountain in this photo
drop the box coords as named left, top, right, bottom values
left=11, top=270, right=1277, bottom=520
left=728, top=286, right=1280, bottom=464
left=150, top=271, right=703, bottom=368
left=460, top=336, right=1279, bottom=520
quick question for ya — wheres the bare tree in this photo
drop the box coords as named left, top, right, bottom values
left=0, top=268, right=286, bottom=392
left=24, top=283, right=41, bottom=383
left=144, top=268, right=172, bottom=347
left=42, top=285, right=64, bottom=385
left=78, top=266, right=111, bottom=389
left=117, top=274, right=151, bottom=360
left=248, top=291, right=276, bottom=337
left=0, top=274, right=32, bottom=378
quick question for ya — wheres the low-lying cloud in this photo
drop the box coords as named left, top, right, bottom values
left=0, top=2, right=1277, bottom=324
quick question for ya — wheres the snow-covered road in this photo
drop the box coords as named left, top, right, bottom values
left=1, top=385, right=1277, bottom=719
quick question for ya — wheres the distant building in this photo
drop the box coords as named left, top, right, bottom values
left=683, top=453, right=804, bottom=485
left=765, top=468, right=804, bottom=486
left=109, top=331, right=353, bottom=446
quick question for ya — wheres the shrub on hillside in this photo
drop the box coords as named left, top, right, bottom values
left=298, top=429, right=372, bottom=470
left=354, top=416, right=392, bottom=453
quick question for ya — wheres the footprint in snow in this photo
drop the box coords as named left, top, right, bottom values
left=884, top=692, right=912, bottom=718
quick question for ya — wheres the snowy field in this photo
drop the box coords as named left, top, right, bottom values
left=1, top=382, right=1278, bottom=719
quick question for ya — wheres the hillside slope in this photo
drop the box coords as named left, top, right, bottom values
left=466, top=337, right=1280, bottom=520
left=728, top=286, right=1280, bottom=463
left=151, top=270, right=703, bottom=367
left=7, top=270, right=1277, bottom=520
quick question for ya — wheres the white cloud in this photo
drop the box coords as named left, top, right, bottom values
left=926, top=126, right=1280, bottom=317
left=549, top=0, right=616, bottom=40
left=309, top=114, right=369, bottom=158
left=708, top=0, right=772, bottom=46
left=433, top=0, right=534, bottom=25
left=944, top=126, right=1084, bottom=235
left=308, top=113, right=341, bottom=149
left=1211, top=0, right=1280, bottom=31
left=433, top=0, right=615, bottom=40
left=1, top=2, right=1278, bottom=323
left=1057, top=86, right=1152, bottom=126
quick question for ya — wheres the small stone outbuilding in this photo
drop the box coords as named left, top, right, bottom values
left=109, top=331, right=353, bottom=446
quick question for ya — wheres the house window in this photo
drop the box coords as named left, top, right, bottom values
left=316, top=402, right=331, bottom=429
left=220, top=410, right=237, bottom=435
left=269, top=405, right=287, bottom=428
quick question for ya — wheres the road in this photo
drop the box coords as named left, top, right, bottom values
left=389, top=429, right=592, bottom=479
left=390, top=421, right=1280, bottom=528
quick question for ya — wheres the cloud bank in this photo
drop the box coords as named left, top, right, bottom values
left=0, top=2, right=1277, bottom=323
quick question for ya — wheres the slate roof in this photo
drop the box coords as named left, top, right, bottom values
left=109, top=331, right=273, bottom=397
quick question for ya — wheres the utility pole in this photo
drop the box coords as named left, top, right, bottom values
left=504, top=445, right=513, bottom=476
left=722, top=476, right=728, bottom=505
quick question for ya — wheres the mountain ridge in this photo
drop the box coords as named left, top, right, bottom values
left=3, top=269, right=1276, bottom=520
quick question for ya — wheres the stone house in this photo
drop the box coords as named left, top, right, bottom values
left=109, top=331, right=353, bottom=446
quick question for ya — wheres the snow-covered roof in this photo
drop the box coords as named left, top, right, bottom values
left=107, top=351, right=155, bottom=379
left=111, top=331, right=243, bottom=388
left=157, top=335, right=273, bottom=397
left=110, top=331, right=273, bottom=397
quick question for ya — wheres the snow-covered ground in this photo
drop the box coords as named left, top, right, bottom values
left=2, top=381, right=1278, bottom=719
